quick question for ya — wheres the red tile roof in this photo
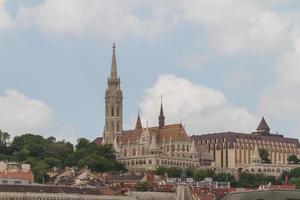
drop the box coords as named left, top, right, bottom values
left=0, top=171, right=34, bottom=182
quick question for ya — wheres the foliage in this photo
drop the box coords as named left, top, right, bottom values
left=258, top=148, right=271, bottom=163
left=289, top=177, right=300, bottom=189
left=238, top=172, right=275, bottom=188
left=0, top=130, right=10, bottom=146
left=134, top=181, right=151, bottom=191
left=281, top=167, right=300, bottom=188
left=155, top=166, right=181, bottom=178
left=193, top=169, right=215, bottom=182
left=0, top=132, right=126, bottom=183
left=288, top=155, right=300, bottom=164
left=288, top=167, right=300, bottom=178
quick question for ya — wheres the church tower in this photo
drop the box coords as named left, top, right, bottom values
left=103, top=43, right=123, bottom=144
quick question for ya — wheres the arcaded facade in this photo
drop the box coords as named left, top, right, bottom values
left=192, top=117, right=300, bottom=171
left=97, top=44, right=300, bottom=173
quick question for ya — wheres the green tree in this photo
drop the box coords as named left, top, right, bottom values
left=288, top=167, right=300, bottom=178
left=186, top=167, right=195, bottom=178
left=259, top=148, right=271, bottom=163
left=32, top=160, right=50, bottom=183
left=0, top=130, right=10, bottom=146
left=289, top=177, right=300, bottom=189
left=288, top=155, right=299, bottom=164
left=76, top=138, right=90, bottom=150
left=156, top=166, right=168, bottom=176
left=193, top=169, right=215, bottom=181
left=134, top=182, right=151, bottom=191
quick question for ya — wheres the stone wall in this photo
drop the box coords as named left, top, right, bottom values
left=0, top=192, right=135, bottom=200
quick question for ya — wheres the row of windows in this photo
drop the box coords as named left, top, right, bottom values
left=105, top=106, right=121, bottom=117
left=122, top=159, right=198, bottom=168
left=199, top=139, right=296, bottom=148
left=106, top=121, right=121, bottom=132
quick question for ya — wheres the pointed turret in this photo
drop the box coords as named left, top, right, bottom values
left=149, top=134, right=160, bottom=151
left=158, top=98, right=165, bottom=129
left=257, top=117, right=270, bottom=133
left=110, top=42, right=118, bottom=80
left=190, top=139, right=198, bottom=154
left=113, top=136, right=120, bottom=153
left=135, top=109, right=143, bottom=130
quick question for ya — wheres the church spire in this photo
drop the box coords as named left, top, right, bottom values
left=135, top=108, right=143, bottom=130
left=159, top=96, right=165, bottom=129
left=110, top=42, right=118, bottom=80
left=103, top=43, right=123, bottom=145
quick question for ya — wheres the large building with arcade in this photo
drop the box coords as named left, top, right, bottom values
left=95, top=44, right=300, bottom=175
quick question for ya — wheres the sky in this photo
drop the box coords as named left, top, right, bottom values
left=0, top=0, right=300, bottom=143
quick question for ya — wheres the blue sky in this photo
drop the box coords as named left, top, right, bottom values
left=0, top=0, right=300, bottom=143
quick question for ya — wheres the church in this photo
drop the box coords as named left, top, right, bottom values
left=94, top=44, right=300, bottom=174
left=94, top=44, right=211, bottom=171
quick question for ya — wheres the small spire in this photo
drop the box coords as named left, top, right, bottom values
left=110, top=42, right=118, bottom=80
left=135, top=109, right=143, bottom=130
left=159, top=96, right=165, bottom=129
left=113, top=136, right=120, bottom=153
left=257, top=117, right=270, bottom=133
left=149, top=134, right=159, bottom=150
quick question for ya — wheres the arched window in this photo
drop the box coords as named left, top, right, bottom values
left=124, top=148, right=127, bottom=157
left=132, top=147, right=136, bottom=156
left=111, top=106, right=114, bottom=117
left=117, top=123, right=119, bottom=132
left=105, top=106, right=108, bottom=116
left=117, top=107, right=119, bottom=117
left=142, top=147, right=145, bottom=155
left=111, top=121, right=114, bottom=132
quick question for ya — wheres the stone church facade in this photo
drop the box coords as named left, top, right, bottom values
left=96, top=44, right=300, bottom=173
left=98, top=44, right=211, bottom=171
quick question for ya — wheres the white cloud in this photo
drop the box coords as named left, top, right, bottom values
left=16, top=0, right=167, bottom=39
left=139, top=74, right=258, bottom=134
left=259, top=40, right=300, bottom=123
left=0, top=90, right=54, bottom=138
left=175, top=0, right=291, bottom=55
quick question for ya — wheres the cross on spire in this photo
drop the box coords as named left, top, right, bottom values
left=110, top=42, right=118, bottom=80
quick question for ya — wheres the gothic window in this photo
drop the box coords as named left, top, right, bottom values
left=117, top=123, right=119, bottom=132
left=105, top=106, right=108, bottom=116
left=111, top=106, right=114, bottom=117
left=132, top=147, right=136, bottom=156
left=117, top=107, right=119, bottom=117
left=111, top=121, right=114, bottom=132
left=124, top=148, right=127, bottom=157
left=142, top=147, right=145, bottom=155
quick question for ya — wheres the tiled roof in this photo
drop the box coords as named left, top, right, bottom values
left=119, top=123, right=189, bottom=145
left=0, top=171, right=34, bottom=182
left=192, top=131, right=300, bottom=148
left=0, top=184, right=119, bottom=196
